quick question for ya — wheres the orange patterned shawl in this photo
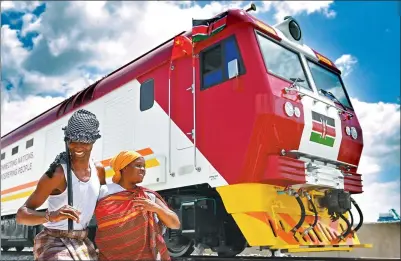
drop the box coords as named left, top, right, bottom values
left=94, top=186, right=170, bottom=261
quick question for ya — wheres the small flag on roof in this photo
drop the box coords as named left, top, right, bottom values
left=171, top=35, right=193, bottom=61
left=192, top=11, right=228, bottom=43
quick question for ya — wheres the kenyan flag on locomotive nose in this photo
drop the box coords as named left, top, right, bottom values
left=310, top=111, right=336, bottom=147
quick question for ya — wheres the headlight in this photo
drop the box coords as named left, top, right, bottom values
left=345, top=126, right=351, bottom=136
left=288, top=20, right=301, bottom=41
left=284, top=102, right=294, bottom=117
left=351, top=127, right=357, bottom=139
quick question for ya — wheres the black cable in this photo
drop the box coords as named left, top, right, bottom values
left=302, top=194, right=318, bottom=236
left=339, top=213, right=351, bottom=240
left=291, top=192, right=306, bottom=233
left=309, top=197, right=318, bottom=228
left=348, top=209, right=354, bottom=229
left=351, top=197, right=363, bottom=232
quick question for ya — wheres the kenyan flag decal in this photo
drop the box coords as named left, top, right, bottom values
left=310, top=111, right=336, bottom=147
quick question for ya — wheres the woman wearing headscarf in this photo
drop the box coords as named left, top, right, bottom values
left=94, top=150, right=180, bottom=261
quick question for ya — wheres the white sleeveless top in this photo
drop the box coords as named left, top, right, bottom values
left=43, top=159, right=100, bottom=230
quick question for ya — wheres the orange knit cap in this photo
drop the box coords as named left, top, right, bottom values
left=110, top=150, right=142, bottom=183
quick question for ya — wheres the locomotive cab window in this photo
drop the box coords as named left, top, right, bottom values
left=140, top=79, right=154, bottom=111
left=307, top=60, right=353, bottom=110
left=200, top=35, right=245, bottom=90
left=256, top=31, right=311, bottom=90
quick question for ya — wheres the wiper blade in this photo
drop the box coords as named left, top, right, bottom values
left=290, top=77, right=305, bottom=84
left=319, top=89, right=347, bottom=112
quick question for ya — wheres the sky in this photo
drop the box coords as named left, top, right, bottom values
left=1, top=1, right=400, bottom=223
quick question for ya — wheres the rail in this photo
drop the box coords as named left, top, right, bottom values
left=1, top=251, right=397, bottom=261
left=174, top=256, right=395, bottom=261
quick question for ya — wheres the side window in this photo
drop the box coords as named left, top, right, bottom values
left=200, top=35, right=245, bottom=90
left=12, top=146, right=18, bottom=155
left=140, top=79, right=154, bottom=111
left=201, top=45, right=223, bottom=90
left=26, top=138, right=34, bottom=149
left=1, top=152, right=5, bottom=161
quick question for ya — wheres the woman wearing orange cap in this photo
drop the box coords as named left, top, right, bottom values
left=94, top=151, right=180, bottom=261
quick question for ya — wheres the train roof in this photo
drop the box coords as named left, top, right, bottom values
left=1, top=9, right=337, bottom=148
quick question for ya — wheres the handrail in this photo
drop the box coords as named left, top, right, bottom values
left=284, top=85, right=354, bottom=118
left=283, top=149, right=357, bottom=170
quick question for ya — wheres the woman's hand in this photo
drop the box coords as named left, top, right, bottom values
left=49, top=205, right=81, bottom=223
left=132, top=198, right=161, bottom=213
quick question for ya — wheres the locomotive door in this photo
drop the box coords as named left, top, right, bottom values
left=169, top=56, right=196, bottom=175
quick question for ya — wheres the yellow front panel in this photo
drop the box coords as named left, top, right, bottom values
left=217, top=183, right=372, bottom=252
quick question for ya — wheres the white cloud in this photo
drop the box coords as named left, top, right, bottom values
left=350, top=97, right=400, bottom=222
left=0, top=1, right=41, bottom=12
left=268, top=1, right=336, bottom=23
left=335, top=54, right=358, bottom=77
left=355, top=180, right=400, bottom=224
left=1, top=95, right=66, bottom=136
left=353, top=98, right=400, bottom=166
left=21, top=13, right=42, bottom=37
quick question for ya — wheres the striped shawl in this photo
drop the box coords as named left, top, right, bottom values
left=94, top=187, right=170, bottom=261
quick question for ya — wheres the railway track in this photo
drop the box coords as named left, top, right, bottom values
left=0, top=250, right=34, bottom=260
left=1, top=251, right=393, bottom=261
left=176, top=256, right=391, bottom=261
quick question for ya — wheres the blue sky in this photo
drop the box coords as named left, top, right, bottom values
left=293, top=1, right=400, bottom=104
left=1, top=1, right=399, bottom=221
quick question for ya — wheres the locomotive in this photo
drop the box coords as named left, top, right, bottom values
left=1, top=6, right=371, bottom=256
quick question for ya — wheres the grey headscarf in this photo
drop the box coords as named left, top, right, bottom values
left=45, top=109, right=101, bottom=177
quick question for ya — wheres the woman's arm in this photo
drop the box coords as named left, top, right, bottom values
left=154, top=197, right=181, bottom=229
left=132, top=197, right=181, bottom=229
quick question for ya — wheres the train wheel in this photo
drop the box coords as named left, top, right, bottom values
left=15, top=247, right=24, bottom=252
left=167, top=237, right=195, bottom=257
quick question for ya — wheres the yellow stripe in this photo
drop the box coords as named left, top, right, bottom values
left=1, top=190, right=34, bottom=202
left=145, top=158, right=160, bottom=168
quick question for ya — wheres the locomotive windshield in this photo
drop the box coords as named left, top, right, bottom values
left=256, top=32, right=310, bottom=90
left=307, top=60, right=353, bottom=109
